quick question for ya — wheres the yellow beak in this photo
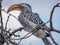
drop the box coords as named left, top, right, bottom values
left=7, top=4, right=23, bottom=13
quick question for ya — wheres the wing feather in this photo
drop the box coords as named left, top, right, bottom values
left=23, top=12, right=44, bottom=24
left=19, top=12, right=47, bottom=29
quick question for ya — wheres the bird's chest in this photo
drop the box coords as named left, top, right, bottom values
left=24, top=26, right=34, bottom=32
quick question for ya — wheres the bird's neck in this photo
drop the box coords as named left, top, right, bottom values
left=22, top=9, right=32, bottom=14
left=22, top=10, right=32, bottom=18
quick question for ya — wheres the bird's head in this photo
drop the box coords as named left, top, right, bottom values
left=7, top=3, right=32, bottom=13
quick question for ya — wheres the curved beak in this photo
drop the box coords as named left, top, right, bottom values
left=7, top=4, right=23, bottom=13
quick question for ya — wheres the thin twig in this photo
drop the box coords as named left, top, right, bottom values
left=49, top=32, right=58, bottom=45
left=5, top=15, right=11, bottom=30
left=49, top=3, right=60, bottom=45
left=2, top=9, right=19, bottom=22
left=50, top=3, right=60, bottom=32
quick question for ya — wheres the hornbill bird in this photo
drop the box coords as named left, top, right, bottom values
left=7, top=3, right=51, bottom=45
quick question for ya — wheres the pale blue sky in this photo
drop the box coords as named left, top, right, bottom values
left=2, top=0, right=60, bottom=45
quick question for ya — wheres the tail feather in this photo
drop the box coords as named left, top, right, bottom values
left=42, top=38, right=51, bottom=45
